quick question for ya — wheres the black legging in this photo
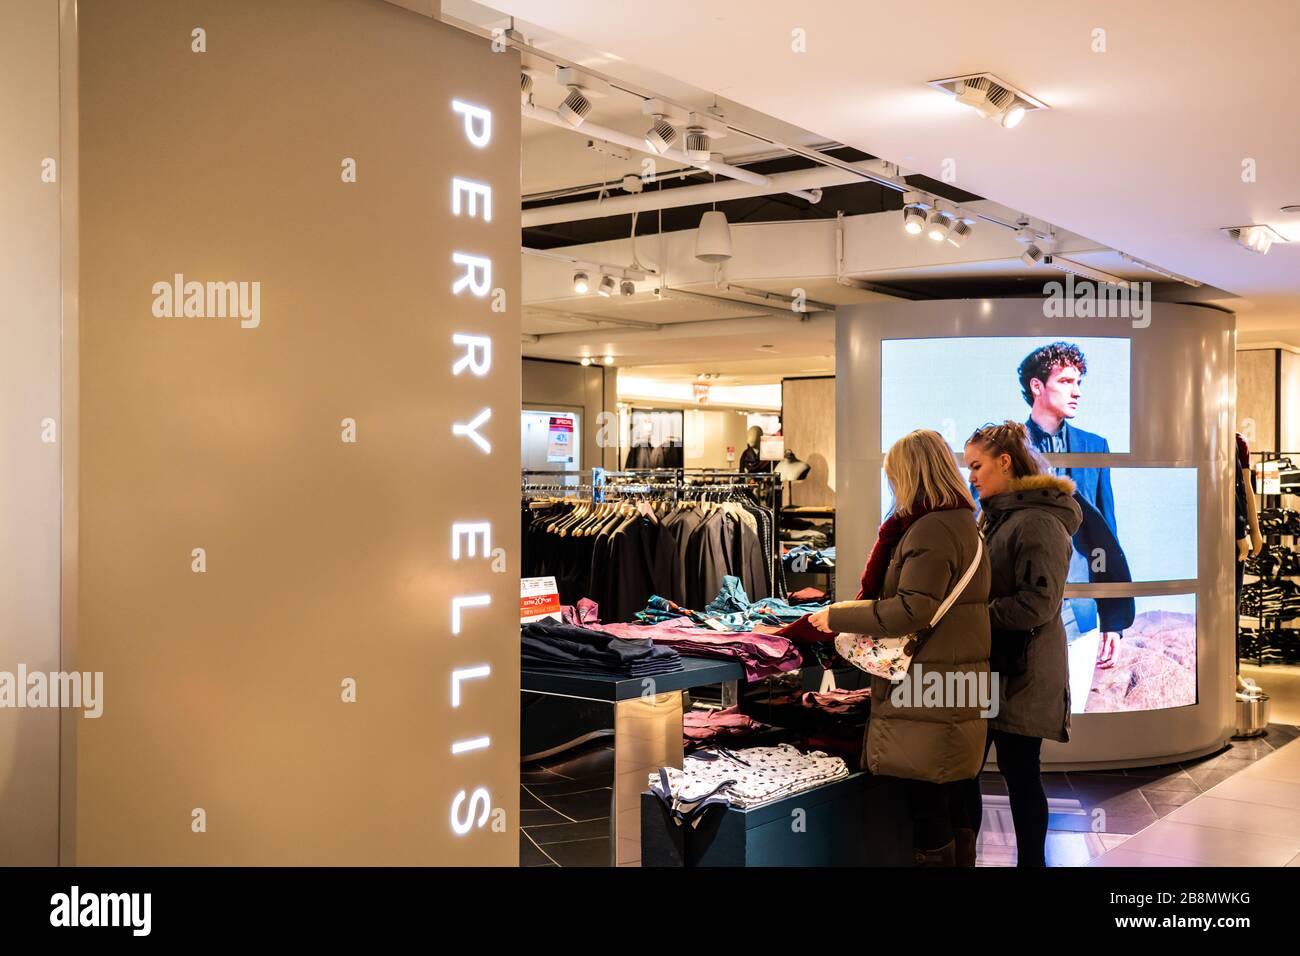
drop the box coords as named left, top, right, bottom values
left=904, top=778, right=979, bottom=851
left=975, top=729, right=1048, bottom=867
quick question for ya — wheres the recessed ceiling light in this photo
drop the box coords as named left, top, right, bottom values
left=929, top=72, right=1048, bottom=129
left=1224, top=224, right=1287, bottom=255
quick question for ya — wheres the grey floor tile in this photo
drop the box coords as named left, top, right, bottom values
left=519, top=806, right=569, bottom=827
left=543, top=836, right=612, bottom=868
left=519, top=832, right=557, bottom=867
left=525, top=818, right=612, bottom=845
left=1138, top=770, right=1202, bottom=792
left=544, top=787, right=615, bottom=822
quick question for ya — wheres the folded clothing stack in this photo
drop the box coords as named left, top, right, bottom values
left=800, top=687, right=872, bottom=715
left=683, top=706, right=771, bottom=748
left=648, top=743, right=849, bottom=826
left=521, top=618, right=683, bottom=677
left=783, top=544, right=836, bottom=571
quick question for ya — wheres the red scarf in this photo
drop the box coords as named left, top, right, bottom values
left=857, top=500, right=972, bottom=600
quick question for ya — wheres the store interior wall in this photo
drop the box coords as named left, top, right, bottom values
left=70, top=0, right=520, bottom=865
left=682, top=408, right=750, bottom=470
left=1282, top=351, right=1300, bottom=453
left=0, top=0, right=62, bottom=867
left=522, top=358, right=617, bottom=471
left=1236, top=349, right=1279, bottom=452
left=781, top=377, right=836, bottom=508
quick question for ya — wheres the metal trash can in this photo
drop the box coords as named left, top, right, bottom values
left=1234, top=693, right=1271, bottom=738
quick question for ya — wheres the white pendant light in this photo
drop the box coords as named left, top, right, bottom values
left=695, top=210, right=733, bottom=263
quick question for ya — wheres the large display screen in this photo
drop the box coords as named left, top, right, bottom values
left=881, top=467, right=1196, bottom=584
left=881, top=336, right=1131, bottom=453
left=1068, top=593, right=1197, bottom=713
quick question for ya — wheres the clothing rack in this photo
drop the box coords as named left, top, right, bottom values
left=522, top=467, right=786, bottom=603
left=1240, top=451, right=1300, bottom=665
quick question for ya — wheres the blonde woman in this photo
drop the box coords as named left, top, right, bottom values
left=809, top=429, right=990, bottom=867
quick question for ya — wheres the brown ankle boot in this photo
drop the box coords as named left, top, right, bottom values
left=913, top=840, right=956, bottom=867
left=954, top=828, right=977, bottom=867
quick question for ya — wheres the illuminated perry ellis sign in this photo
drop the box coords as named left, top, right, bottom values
left=447, top=97, right=499, bottom=837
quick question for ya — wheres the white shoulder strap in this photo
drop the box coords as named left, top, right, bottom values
left=928, top=535, right=984, bottom=629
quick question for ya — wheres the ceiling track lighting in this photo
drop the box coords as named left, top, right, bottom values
left=927, top=208, right=954, bottom=242
left=597, top=274, right=617, bottom=297
left=1224, top=224, right=1286, bottom=255
left=1014, top=225, right=1049, bottom=266
left=558, top=86, right=592, bottom=128
left=572, top=271, right=589, bottom=294
left=901, top=190, right=930, bottom=236
left=645, top=115, right=678, bottom=154
left=684, top=127, right=711, bottom=162
left=620, top=279, right=636, bottom=297
left=946, top=218, right=974, bottom=247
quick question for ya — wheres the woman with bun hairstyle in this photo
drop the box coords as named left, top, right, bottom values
left=809, top=428, right=990, bottom=867
left=964, top=420, right=1081, bottom=867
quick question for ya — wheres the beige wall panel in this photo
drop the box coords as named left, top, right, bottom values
left=0, top=0, right=62, bottom=866
left=74, top=0, right=519, bottom=864
left=1236, top=349, right=1277, bottom=452
left=782, top=377, right=836, bottom=507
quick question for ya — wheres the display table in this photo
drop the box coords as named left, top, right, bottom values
left=521, top=657, right=746, bottom=867
left=641, top=771, right=912, bottom=867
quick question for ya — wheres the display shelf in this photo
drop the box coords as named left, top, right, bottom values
left=521, top=656, right=747, bottom=702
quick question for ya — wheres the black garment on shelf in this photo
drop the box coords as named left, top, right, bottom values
left=521, top=618, right=683, bottom=677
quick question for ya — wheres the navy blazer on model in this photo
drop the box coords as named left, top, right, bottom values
left=1026, top=417, right=1135, bottom=634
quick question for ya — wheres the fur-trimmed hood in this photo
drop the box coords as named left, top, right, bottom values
left=981, top=472, right=1082, bottom=537
left=1008, top=473, right=1076, bottom=496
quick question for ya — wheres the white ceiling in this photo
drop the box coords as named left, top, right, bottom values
left=492, top=0, right=1300, bottom=343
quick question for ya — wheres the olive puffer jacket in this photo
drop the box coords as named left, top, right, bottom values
left=827, top=509, right=991, bottom=784
left=979, top=473, right=1082, bottom=742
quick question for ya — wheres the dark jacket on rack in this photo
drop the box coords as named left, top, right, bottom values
left=980, top=474, right=1081, bottom=743
left=827, top=509, right=991, bottom=784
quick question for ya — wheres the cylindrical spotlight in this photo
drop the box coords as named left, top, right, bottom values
left=927, top=209, right=953, bottom=241
left=645, top=116, right=677, bottom=154
left=947, top=219, right=973, bottom=247
left=620, top=280, right=636, bottom=297
left=1000, top=104, right=1026, bottom=129
left=1020, top=244, right=1044, bottom=266
left=597, top=274, right=617, bottom=297
left=579, top=356, right=592, bottom=366
left=602, top=355, right=615, bottom=366
left=572, top=271, right=589, bottom=294
left=558, top=87, right=592, bottom=128
left=903, top=205, right=927, bottom=235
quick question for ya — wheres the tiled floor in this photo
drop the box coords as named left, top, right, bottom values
left=977, top=723, right=1300, bottom=866
left=520, top=723, right=1300, bottom=867
left=520, top=743, right=615, bottom=867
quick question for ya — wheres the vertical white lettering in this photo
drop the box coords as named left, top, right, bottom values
left=452, top=737, right=491, bottom=754
left=452, top=334, right=492, bottom=376
left=451, top=100, right=492, bottom=148
left=451, top=523, right=492, bottom=559
left=450, top=788, right=492, bottom=835
left=451, top=178, right=492, bottom=222
left=452, top=408, right=492, bottom=453
left=452, top=253, right=492, bottom=297
left=451, top=594, right=491, bottom=634
left=452, top=666, right=491, bottom=706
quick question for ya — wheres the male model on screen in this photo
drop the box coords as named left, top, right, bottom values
left=1019, top=341, right=1135, bottom=668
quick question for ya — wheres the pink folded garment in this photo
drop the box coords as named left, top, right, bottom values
left=583, top=618, right=803, bottom=682
left=683, top=706, right=770, bottom=744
